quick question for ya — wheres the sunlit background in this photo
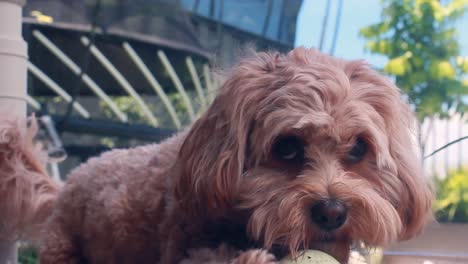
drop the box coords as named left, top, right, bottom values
left=297, top=0, right=468, bottom=64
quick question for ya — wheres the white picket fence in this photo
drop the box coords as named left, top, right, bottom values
left=421, top=114, right=468, bottom=178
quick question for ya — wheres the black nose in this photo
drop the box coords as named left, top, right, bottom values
left=311, top=200, right=347, bottom=231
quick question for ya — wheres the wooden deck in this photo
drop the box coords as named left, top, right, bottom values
left=382, top=222, right=468, bottom=264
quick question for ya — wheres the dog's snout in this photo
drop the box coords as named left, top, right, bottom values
left=311, top=200, right=347, bottom=231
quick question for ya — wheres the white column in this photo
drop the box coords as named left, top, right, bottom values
left=0, top=0, right=27, bottom=263
left=0, top=0, right=28, bottom=115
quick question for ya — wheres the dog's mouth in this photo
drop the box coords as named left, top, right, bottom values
left=317, top=232, right=339, bottom=243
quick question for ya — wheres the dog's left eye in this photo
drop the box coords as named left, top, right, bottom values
left=347, top=137, right=368, bottom=163
left=272, top=136, right=304, bottom=162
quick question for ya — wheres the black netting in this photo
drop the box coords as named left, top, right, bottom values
left=24, top=0, right=302, bottom=47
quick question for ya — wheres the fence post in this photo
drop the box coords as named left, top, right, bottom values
left=0, top=0, right=28, bottom=262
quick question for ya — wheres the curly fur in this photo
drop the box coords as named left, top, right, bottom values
left=0, top=48, right=433, bottom=264
left=0, top=116, right=59, bottom=241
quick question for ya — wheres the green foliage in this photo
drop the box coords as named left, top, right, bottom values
left=18, top=246, right=38, bottom=264
left=100, top=93, right=190, bottom=127
left=167, top=92, right=189, bottom=118
left=99, top=93, right=192, bottom=147
left=101, top=96, right=150, bottom=124
left=360, top=0, right=468, bottom=120
left=435, top=167, right=468, bottom=222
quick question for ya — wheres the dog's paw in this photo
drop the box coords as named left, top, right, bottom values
left=232, top=249, right=278, bottom=264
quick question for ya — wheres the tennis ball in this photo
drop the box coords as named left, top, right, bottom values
left=280, top=250, right=339, bottom=264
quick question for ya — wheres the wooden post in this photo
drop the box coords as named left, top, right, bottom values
left=0, top=0, right=27, bottom=262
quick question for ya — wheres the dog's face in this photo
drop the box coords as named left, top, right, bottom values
left=175, top=47, right=433, bottom=262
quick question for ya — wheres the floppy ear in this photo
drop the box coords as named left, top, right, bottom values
left=389, top=102, right=434, bottom=240
left=173, top=99, right=247, bottom=216
left=174, top=52, right=281, bottom=217
left=347, top=62, right=434, bottom=240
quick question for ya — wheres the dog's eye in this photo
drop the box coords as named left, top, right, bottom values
left=273, top=136, right=304, bottom=162
left=347, top=137, right=368, bottom=163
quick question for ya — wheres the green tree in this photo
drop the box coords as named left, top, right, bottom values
left=360, top=0, right=468, bottom=122
left=434, top=166, right=468, bottom=222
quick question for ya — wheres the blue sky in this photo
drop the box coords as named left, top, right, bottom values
left=295, top=0, right=468, bottom=68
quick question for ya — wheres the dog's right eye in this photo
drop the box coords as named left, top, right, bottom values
left=272, top=136, right=304, bottom=163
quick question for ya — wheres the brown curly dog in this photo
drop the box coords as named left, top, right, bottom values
left=0, top=48, right=433, bottom=264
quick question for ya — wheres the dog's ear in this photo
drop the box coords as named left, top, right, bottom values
left=174, top=101, right=247, bottom=216
left=388, top=103, right=434, bottom=240
left=174, top=52, right=281, bottom=216
left=347, top=62, right=434, bottom=240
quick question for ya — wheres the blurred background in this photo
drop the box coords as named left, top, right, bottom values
left=8, top=0, right=468, bottom=263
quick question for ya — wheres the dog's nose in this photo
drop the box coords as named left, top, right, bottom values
left=311, top=200, right=347, bottom=231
